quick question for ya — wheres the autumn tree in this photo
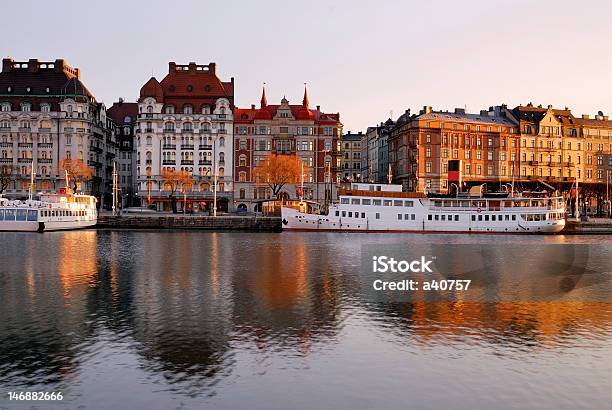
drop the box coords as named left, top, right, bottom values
left=60, top=159, right=94, bottom=192
left=253, top=154, right=303, bottom=199
left=162, top=168, right=193, bottom=213
left=0, top=165, right=16, bottom=195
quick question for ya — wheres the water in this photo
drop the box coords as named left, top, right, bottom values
left=0, top=231, right=611, bottom=410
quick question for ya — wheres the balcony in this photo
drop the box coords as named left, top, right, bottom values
left=162, top=160, right=176, bottom=165
left=64, top=127, right=74, bottom=132
left=145, top=128, right=154, bottom=133
left=76, top=127, right=86, bottom=132
left=139, top=113, right=154, bottom=119
left=0, top=158, right=13, bottom=163
left=18, top=143, right=33, bottom=148
left=0, top=142, right=12, bottom=147
left=200, top=160, right=212, bottom=166
left=181, top=144, right=194, bottom=150
left=199, top=144, right=212, bottom=150
left=18, top=158, right=33, bottom=163
left=163, top=129, right=175, bottom=133
left=38, top=158, right=53, bottom=163
left=0, top=126, right=10, bottom=130
left=88, top=160, right=102, bottom=168
left=145, top=159, right=152, bottom=165
left=218, top=129, right=227, bottom=134
left=38, top=127, right=51, bottom=132
left=163, top=144, right=176, bottom=150
left=181, top=160, right=194, bottom=165
left=527, top=161, right=538, bottom=166
left=38, top=142, right=53, bottom=148
left=91, top=145, right=103, bottom=153
left=18, top=127, right=31, bottom=132
left=182, top=128, right=194, bottom=133
left=218, top=114, right=227, bottom=119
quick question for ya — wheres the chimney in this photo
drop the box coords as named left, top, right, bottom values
left=454, top=108, right=465, bottom=115
left=547, top=104, right=552, bottom=109
left=251, top=104, right=255, bottom=109
left=423, top=105, right=432, bottom=114
left=54, top=59, right=65, bottom=73
left=316, top=105, right=320, bottom=111
left=2, top=58, right=13, bottom=73
left=168, top=62, right=176, bottom=73
left=582, top=114, right=590, bottom=119
left=209, top=62, right=216, bottom=75
left=188, top=62, right=197, bottom=72
left=480, top=110, right=488, bottom=116
left=27, top=59, right=39, bottom=73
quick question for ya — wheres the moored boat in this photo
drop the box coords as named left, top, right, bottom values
left=281, top=183, right=566, bottom=234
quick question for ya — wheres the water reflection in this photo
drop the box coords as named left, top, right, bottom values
left=0, top=231, right=610, bottom=409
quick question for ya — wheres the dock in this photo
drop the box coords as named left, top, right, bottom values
left=97, top=214, right=282, bottom=232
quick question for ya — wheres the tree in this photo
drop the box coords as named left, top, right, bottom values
left=0, top=165, right=16, bottom=195
left=162, top=169, right=193, bottom=213
left=60, top=159, right=94, bottom=192
left=253, top=154, right=303, bottom=199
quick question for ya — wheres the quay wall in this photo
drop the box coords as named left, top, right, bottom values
left=97, top=215, right=282, bottom=232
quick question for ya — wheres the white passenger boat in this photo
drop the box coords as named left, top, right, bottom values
left=281, top=183, right=566, bottom=234
left=0, top=188, right=97, bottom=232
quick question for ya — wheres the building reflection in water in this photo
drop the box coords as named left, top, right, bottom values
left=0, top=231, right=610, bottom=398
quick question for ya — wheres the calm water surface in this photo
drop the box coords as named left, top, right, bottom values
left=0, top=231, right=611, bottom=410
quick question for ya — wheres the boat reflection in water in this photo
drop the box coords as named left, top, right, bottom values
left=0, top=231, right=610, bottom=409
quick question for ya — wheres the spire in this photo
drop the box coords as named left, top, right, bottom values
left=260, top=83, right=267, bottom=108
left=302, top=83, right=309, bottom=109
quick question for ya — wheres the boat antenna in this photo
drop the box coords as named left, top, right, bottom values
left=65, top=170, right=70, bottom=193
left=387, top=163, right=392, bottom=184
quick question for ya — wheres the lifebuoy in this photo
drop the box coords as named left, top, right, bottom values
left=477, top=207, right=482, bottom=213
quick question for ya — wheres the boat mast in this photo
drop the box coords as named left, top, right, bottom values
left=65, top=170, right=70, bottom=193
left=300, top=161, right=304, bottom=201
left=28, top=160, right=35, bottom=201
left=575, top=163, right=579, bottom=218
left=387, top=163, right=392, bottom=184
left=112, top=161, right=117, bottom=216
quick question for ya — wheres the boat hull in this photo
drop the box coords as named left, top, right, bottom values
left=0, top=219, right=97, bottom=232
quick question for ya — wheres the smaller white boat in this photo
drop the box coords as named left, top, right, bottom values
left=0, top=188, right=97, bottom=232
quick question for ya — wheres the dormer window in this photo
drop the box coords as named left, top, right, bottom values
left=147, top=105, right=153, bottom=113
left=201, top=105, right=210, bottom=114
left=0, top=103, right=10, bottom=112
left=21, top=102, right=31, bottom=112
left=41, top=103, right=50, bottom=113
left=183, top=104, right=193, bottom=114
left=165, top=105, right=174, bottom=114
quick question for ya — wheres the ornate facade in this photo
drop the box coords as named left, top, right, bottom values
left=233, top=87, right=342, bottom=212
left=0, top=58, right=116, bottom=204
left=136, top=62, right=234, bottom=212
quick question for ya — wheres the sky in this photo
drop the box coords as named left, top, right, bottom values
left=3, top=0, right=612, bottom=132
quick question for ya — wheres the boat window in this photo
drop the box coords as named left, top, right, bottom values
left=492, top=215, right=496, bottom=221
left=394, top=200, right=403, bottom=206
left=351, top=198, right=360, bottom=205
left=478, top=215, right=483, bottom=221
left=5, top=209, right=15, bottom=221
left=404, top=214, right=410, bottom=220
left=373, top=199, right=382, bottom=206
left=335, top=211, right=339, bottom=216
left=362, top=199, right=371, bottom=205
left=342, top=211, right=346, bottom=217
left=398, top=214, right=402, bottom=220
left=512, top=215, right=516, bottom=221
left=461, top=201, right=470, bottom=208
left=383, top=200, right=392, bottom=206
left=16, top=209, right=27, bottom=221
left=0, top=210, right=3, bottom=221
left=354, top=213, right=359, bottom=218
left=448, top=215, right=452, bottom=221
left=434, top=215, right=439, bottom=221
left=441, top=215, right=446, bottom=221
left=341, top=198, right=349, bottom=204
left=411, top=214, right=416, bottom=220
left=361, top=212, right=365, bottom=218
left=428, top=215, right=432, bottom=220
left=434, top=201, right=442, bottom=207
left=404, top=201, right=413, bottom=207
left=485, top=215, right=489, bottom=221
left=454, top=215, right=459, bottom=221
left=375, top=213, right=380, bottom=219
left=27, top=210, right=37, bottom=221
left=348, top=212, right=352, bottom=217
left=471, top=215, right=475, bottom=221
left=505, top=215, right=509, bottom=221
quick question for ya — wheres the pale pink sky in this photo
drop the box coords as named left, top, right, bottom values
left=3, top=0, right=612, bottom=131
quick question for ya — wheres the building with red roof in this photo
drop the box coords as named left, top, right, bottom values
left=135, top=62, right=234, bottom=212
left=233, top=86, right=342, bottom=212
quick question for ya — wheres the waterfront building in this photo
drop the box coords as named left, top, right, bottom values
left=136, top=62, right=234, bottom=212
left=233, top=87, right=342, bottom=212
left=340, top=131, right=362, bottom=181
left=361, top=118, right=394, bottom=183
left=388, top=106, right=519, bottom=193
left=107, top=99, right=138, bottom=207
left=0, top=58, right=116, bottom=205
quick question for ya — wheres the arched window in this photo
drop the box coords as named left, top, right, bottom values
left=146, top=151, right=152, bottom=160
left=183, top=122, right=193, bottom=131
left=201, top=105, right=210, bottom=114
left=220, top=107, right=225, bottom=115
left=219, top=136, right=225, bottom=147
left=146, top=136, right=152, bottom=145
left=219, top=152, right=225, bottom=163
left=147, top=105, right=153, bottom=113
left=78, top=151, right=83, bottom=160
left=239, top=154, right=246, bottom=167
left=202, top=122, right=210, bottom=132
left=21, top=102, right=31, bottom=112
left=164, top=182, right=172, bottom=191
left=0, top=120, right=9, bottom=128
left=165, top=105, right=174, bottom=114
left=183, top=105, right=193, bottom=114
left=0, top=102, right=10, bottom=112
left=200, top=182, right=210, bottom=191
left=218, top=167, right=224, bottom=176
left=146, top=166, right=152, bottom=176
left=239, top=172, right=246, bottom=182
left=40, top=103, right=50, bottom=113
left=164, top=122, right=175, bottom=131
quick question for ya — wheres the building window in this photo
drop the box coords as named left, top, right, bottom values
left=21, top=102, right=31, bottom=112
left=239, top=154, right=246, bottom=167
left=0, top=103, right=10, bottom=112
left=183, top=104, right=193, bottom=114
left=165, top=105, right=174, bottom=114
left=239, top=172, right=246, bottom=183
